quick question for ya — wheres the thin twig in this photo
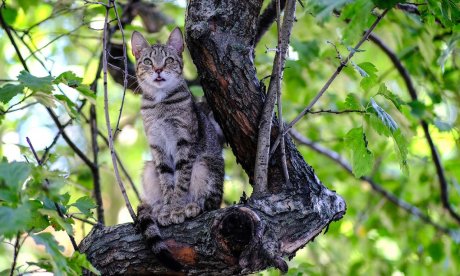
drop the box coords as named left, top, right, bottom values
left=80, top=112, right=141, bottom=200
left=269, top=9, right=389, bottom=157
left=275, top=0, right=290, bottom=183
left=69, top=214, right=99, bottom=226
left=253, top=0, right=296, bottom=194
left=289, top=129, right=454, bottom=236
left=26, top=137, right=79, bottom=251
left=9, top=233, right=21, bottom=276
left=255, top=0, right=287, bottom=45
left=112, top=0, right=129, bottom=137
left=369, top=33, right=460, bottom=225
left=102, top=1, right=136, bottom=222
left=307, top=109, right=366, bottom=115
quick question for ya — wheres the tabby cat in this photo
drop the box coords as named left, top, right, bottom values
left=131, top=27, right=224, bottom=226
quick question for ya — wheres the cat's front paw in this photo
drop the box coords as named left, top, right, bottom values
left=170, top=206, right=185, bottom=224
left=184, top=202, right=202, bottom=218
left=157, top=207, right=172, bottom=226
left=137, top=202, right=153, bottom=222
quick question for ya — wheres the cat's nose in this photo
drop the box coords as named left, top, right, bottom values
left=155, top=68, right=163, bottom=74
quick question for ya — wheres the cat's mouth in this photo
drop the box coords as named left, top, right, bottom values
left=154, top=76, right=166, bottom=82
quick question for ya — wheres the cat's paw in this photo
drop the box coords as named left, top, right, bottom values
left=170, top=206, right=185, bottom=224
left=157, top=208, right=172, bottom=226
left=137, top=202, right=153, bottom=222
left=184, top=202, right=202, bottom=218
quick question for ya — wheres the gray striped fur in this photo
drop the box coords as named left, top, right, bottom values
left=132, top=28, right=224, bottom=226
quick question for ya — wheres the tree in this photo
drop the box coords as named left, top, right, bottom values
left=0, top=0, right=459, bottom=275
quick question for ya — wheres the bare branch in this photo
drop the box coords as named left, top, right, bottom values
left=275, top=0, right=289, bottom=184
left=9, top=233, right=21, bottom=276
left=112, top=0, right=129, bottom=137
left=255, top=0, right=286, bottom=45
left=307, top=109, right=366, bottom=115
left=102, top=1, right=137, bottom=222
left=269, top=9, right=389, bottom=157
left=253, top=0, right=296, bottom=194
left=369, top=33, right=460, bottom=225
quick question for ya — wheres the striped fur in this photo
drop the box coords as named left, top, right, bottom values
left=132, top=28, right=224, bottom=226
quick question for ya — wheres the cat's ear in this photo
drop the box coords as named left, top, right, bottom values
left=167, top=27, right=184, bottom=54
left=131, top=31, right=150, bottom=59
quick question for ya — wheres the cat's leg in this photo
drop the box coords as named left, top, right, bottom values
left=141, top=161, right=163, bottom=220
left=186, top=155, right=224, bottom=219
left=169, top=138, right=195, bottom=224
left=149, top=145, right=175, bottom=226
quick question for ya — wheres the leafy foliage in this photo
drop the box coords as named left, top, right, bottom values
left=0, top=0, right=459, bottom=275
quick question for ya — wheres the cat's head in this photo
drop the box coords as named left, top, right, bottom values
left=131, top=28, right=184, bottom=96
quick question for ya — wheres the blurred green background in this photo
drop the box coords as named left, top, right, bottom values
left=0, top=0, right=459, bottom=275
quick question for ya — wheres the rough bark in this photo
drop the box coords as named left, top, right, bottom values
left=81, top=0, right=346, bottom=274
left=80, top=190, right=345, bottom=275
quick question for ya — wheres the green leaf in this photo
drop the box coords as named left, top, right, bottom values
left=18, top=71, right=54, bottom=94
left=393, top=129, right=409, bottom=174
left=38, top=209, right=74, bottom=236
left=408, top=100, right=427, bottom=118
left=71, top=196, right=96, bottom=217
left=76, top=85, right=96, bottom=100
left=370, top=98, right=398, bottom=132
left=344, top=93, right=363, bottom=110
left=376, top=84, right=404, bottom=110
left=0, top=84, right=25, bottom=104
left=356, top=62, right=378, bottom=90
left=0, top=161, right=31, bottom=190
left=291, top=39, right=320, bottom=65
left=372, top=0, right=401, bottom=9
left=345, top=127, right=374, bottom=178
left=68, top=252, right=101, bottom=275
left=53, top=71, right=83, bottom=87
left=427, top=242, right=444, bottom=262
left=0, top=200, right=47, bottom=238
left=31, top=232, right=67, bottom=272
left=54, top=94, right=78, bottom=118
left=1, top=8, right=18, bottom=25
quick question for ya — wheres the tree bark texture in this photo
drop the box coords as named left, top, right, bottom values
left=81, top=0, right=346, bottom=274
left=80, top=190, right=345, bottom=275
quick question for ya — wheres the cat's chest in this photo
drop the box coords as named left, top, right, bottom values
left=142, top=110, right=194, bottom=156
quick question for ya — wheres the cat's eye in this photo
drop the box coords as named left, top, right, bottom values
left=165, top=57, right=174, bottom=64
left=143, top=59, right=152, bottom=66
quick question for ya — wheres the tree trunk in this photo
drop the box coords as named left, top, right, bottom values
left=80, top=0, right=346, bottom=274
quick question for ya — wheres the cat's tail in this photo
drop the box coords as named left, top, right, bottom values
left=137, top=203, right=183, bottom=271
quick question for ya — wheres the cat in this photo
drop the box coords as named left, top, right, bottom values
left=131, top=27, right=224, bottom=227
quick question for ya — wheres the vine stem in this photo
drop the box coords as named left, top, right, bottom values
left=102, top=1, right=137, bottom=222
left=269, top=8, right=389, bottom=157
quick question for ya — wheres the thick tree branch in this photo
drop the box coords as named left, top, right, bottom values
left=81, top=189, right=345, bottom=275
left=369, top=33, right=460, bottom=225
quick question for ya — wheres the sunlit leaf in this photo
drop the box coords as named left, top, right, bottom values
left=71, top=196, right=96, bottom=217
left=344, top=93, right=363, bottom=110
left=18, top=71, right=54, bottom=94
left=345, top=127, right=374, bottom=177
left=376, top=84, right=404, bottom=110
left=370, top=98, right=398, bottom=132
left=0, top=84, right=24, bottom=104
